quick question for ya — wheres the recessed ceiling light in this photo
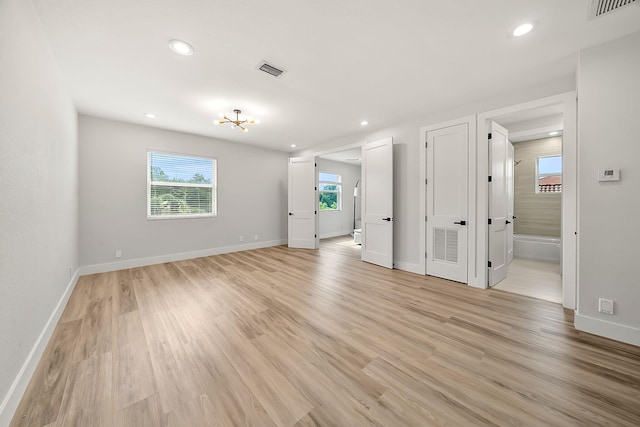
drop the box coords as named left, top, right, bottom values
left=513, top=23, right=534, bottom=37
left=144, top=113, right=157, bottom=119
left=361, top=121, right=369, bottom=126
left=168, top=39, right=194, bottom=56
left=290, top=144, right=297, bottom=148
left=549, top=131, right=560, bottom=136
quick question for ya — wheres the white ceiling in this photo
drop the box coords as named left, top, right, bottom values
left=33, top=0, right=640, bottom=152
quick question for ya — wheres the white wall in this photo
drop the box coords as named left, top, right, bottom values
left=78, top=115, right=289, bottom=271
left=0, top=0, right=78, bottom=422
left=318, top=159, right=361, bottom=238
left=297, top=77, right=575, bottom=274
left=575, top=31, right=640, bottom=345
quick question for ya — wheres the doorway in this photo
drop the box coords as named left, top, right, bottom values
left=489, top=108, right=564, bottom=303
left=479, top=92, right=577, bottom=309
left=318, top=147, right=362, bottom=253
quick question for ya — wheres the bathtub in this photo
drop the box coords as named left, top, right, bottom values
left=513, top=234, right=561, bottom=263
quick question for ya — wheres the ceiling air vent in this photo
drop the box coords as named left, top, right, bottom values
left=588, top=0, right=637, bottom=20
left=256, top=61, right=286, bottom=78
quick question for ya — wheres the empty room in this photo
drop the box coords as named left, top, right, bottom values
left=2, top=0, right=640, bottom=426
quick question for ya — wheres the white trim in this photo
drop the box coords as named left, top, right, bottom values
left=312, top=141, right=364, bottom=158
left=477, top=91, right=578, bottom=310
left=0, top=270, right=80, bottom=426
left=574, top=313, right=640, bottom=347
left=394, top=261, right=423, bottom=275
left=419, top=115, right=477, bottom=286
left=320, top=231, right=352, bottom=239
left=79, top=239, right=287, bottom=275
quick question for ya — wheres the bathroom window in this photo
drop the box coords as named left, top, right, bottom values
left=536, top=155, right=562, bottom=193
left=147, top=151, right=217, bottom=219
left=319, top=172, right=341, bottom=211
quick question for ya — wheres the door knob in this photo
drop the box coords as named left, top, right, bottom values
left=453, top=220, right=466, bottom=225
left=506, top=220, right=511, bottom=224
left=288, top=213, right=293, bottom=216
left=382, top=217, right=392, bottom=221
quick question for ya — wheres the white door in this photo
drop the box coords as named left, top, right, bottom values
left=507, top=141, right=515, bottom=264
left=426, top=123, right=469, bottom=283
left=488, top=122, right=509, bottom=286
left=361, top=138, right=393, bottom=268
left=288, top=156, right=318, bottom=249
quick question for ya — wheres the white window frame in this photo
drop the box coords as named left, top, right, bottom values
left=535, top=154, right=562, bottom=194
left=319, top=172, right=342, bottom=211
left=147, top=150, right=217, bottom=220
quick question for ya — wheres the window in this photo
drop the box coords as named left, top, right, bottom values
left=319, top=172, right=341, bottom=211
left=536, top=155, right=562, bottom=193
left=147, top=151, right=216, bottom=219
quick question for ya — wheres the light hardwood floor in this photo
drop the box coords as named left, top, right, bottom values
left=493, top=258, right=562, bottom=303
left=10, top=237, right=640, bottom=426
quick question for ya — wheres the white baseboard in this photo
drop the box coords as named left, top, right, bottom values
left=0, top=269, right=80, bottom=426
left=79, top=239, right=287, bottom=276
left=574, top=312, right=640, bottom=346
left=394, top=261, right=424, bottom=275
left=319, top=231, right=351, bottom=239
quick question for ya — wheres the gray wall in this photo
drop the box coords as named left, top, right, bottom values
left=514, top=137, right=562, bottom=237
left=79, top=115, right=289, bottom=268
left=577, top=31, right=640, bottom=339
left=318, top=159, right=361, bottom=238
left=0, top=0, right=78, bottom=420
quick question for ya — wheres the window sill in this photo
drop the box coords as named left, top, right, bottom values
left=147, top=213, right=216, bottom=220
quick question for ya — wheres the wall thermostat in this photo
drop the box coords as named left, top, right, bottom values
left=598, top=168, right=620, bottom=182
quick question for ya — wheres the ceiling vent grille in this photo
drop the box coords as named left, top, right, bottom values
left=588, top=0, right=637, bottom=19
left=256, top=61, right=286, bottom=78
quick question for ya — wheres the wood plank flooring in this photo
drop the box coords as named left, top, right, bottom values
left=10, top=236, right=640, bottom=426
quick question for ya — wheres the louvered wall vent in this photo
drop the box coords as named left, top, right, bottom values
left=588, top=0, right=637, bottom=20
left=256, top=61, right=286, bottom=78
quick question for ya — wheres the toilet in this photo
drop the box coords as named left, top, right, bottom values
left=353, top=220, right=362, bottom=245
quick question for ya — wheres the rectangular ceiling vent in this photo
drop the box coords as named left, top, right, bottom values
left=588, top=0, right=637, bottom=20
left=256, top=61, right=286, bottom=78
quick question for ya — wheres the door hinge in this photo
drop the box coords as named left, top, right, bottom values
left=425, top=179, right=428, bottom=185
left=425, top=142, right=428, bottom=148
left=488, top=218, right=492, bottom=225
left=315, top=163, right=317, bottom=167
left=315, top=234, right=317, bottom=238
left=488, top=176, right=492, bottom=182
left=488, top=133, right=492, bottom=140
left=488, top=261, right=492, bottom=268
left=425, top=252, right=428, bottom=258
left=425, top=216, right=427, bottom=222
left=315, top=210, right=317, bottom=215
left=314, top=186, right=317, bottom=191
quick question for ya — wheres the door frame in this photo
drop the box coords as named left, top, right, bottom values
left=420, top=115, right=477, bottom=284
left=477, top=91, right=577, bottom=309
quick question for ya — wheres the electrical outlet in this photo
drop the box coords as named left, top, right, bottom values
left=254, top=234, right=258, bottom=241
left=239, top=236, right=244, bottom=242
left=115, top=249, right=122, bottom=258
left=598, top=298, right=614, bottom=315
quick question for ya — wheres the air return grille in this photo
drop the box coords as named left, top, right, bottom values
left=256, top=61, right=286, bottom=78
left=588, top=0, right=637, bottom=19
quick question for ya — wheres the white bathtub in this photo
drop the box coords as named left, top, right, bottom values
left=513, top=234, right=561, bottom=263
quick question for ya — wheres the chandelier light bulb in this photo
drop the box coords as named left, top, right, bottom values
left=243, top=128, right=248, bottom=133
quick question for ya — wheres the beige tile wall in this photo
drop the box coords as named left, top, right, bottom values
left=513, top=136, right=562, bottom=237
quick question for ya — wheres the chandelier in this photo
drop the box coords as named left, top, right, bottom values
left=213, top=109, right=259, bottom=132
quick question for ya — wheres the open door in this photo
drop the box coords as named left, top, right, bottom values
left=288, top=156, right=318, bottom=249
left=507, top=141, right=515, bottom=264
left=488, top=122, right=509, bottom=286
left=361, top=138, right=393, bottom=268
left=426, top=123, right=469, bottom=283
